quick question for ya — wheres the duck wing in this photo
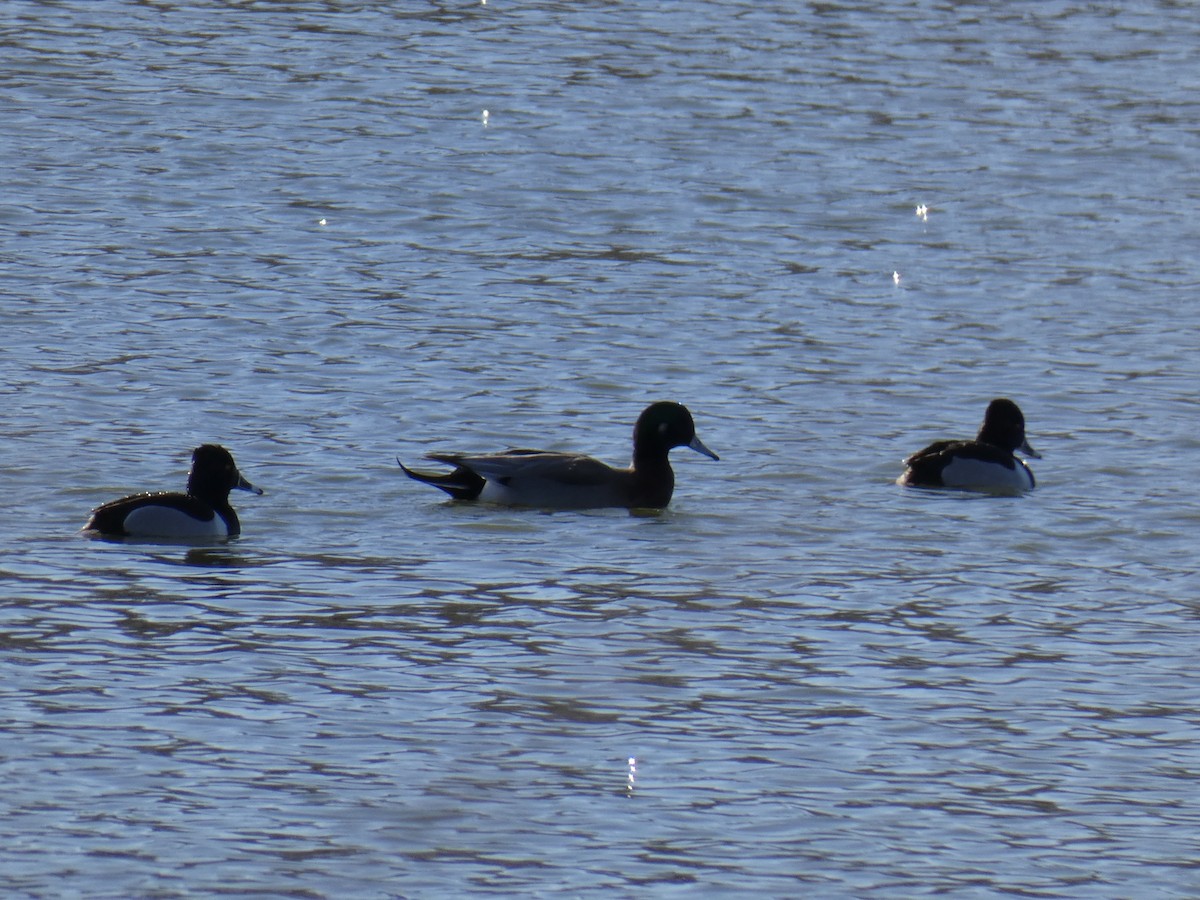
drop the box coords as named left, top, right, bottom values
left=902, top=439, right=958, bottom=468
left=444, top=450, right=619, bottom=487
left=901, top=437, right=1032, bottom=492
left=906, top=438, right=1018, bottom=466
left=85, top=491, right=215, bottom=535
left=404, top=449, right=629, bottom=508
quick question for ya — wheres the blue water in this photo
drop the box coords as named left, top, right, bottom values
left=4, top=1, right=1200, bottom=896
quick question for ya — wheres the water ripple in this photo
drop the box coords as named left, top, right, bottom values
left=5, top=0, right=1200, bottom=895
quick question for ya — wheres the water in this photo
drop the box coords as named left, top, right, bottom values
left=4, top=0, right=1200, bottom=896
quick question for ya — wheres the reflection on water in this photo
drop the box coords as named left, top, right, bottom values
left=4, top=0, right=1200, bottom=896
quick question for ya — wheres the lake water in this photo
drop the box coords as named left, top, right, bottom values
left=4, top=0, right=1200, bottom=896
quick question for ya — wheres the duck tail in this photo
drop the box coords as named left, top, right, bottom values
left=397, top=457, right=485, bottom=501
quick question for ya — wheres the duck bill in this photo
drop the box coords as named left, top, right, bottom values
left=237, top=474, right=266, bottom=495
left=688, top=435, right=719, bottom=461
left=1019, top=439, right=1042, bottom=459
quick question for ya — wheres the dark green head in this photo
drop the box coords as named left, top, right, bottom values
left=633, top=402, right=719, bottom=462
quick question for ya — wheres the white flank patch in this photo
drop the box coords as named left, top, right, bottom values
left=940, top=456, right=1034, bottom=493
left=122, top=505, right=226, bottom=538
left=478, top=480, right=519, bottom=504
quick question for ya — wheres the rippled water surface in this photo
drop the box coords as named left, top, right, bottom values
left=4, top=1, right=1200, bottom=896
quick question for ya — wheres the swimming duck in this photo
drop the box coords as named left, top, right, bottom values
left=399, top=401, right=719, bottom=510
left=898, top=398, right=1040, bottom=493
left=84, top=444, right=264, bottom=538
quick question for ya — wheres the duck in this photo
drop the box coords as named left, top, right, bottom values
left=898, top=398, right=1040, bottom=494
left=84, top=444, right=264, bottom=538
left=398, top=401, right=719, bottom=510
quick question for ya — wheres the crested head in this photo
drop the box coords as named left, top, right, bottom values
left=978, top=398, right=1038, bottom=456
left=192, top=444, right=235, bottom=466
left=187, top=445, right=263, bottom=500
left=985, top=398, right=1023, bottom=424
